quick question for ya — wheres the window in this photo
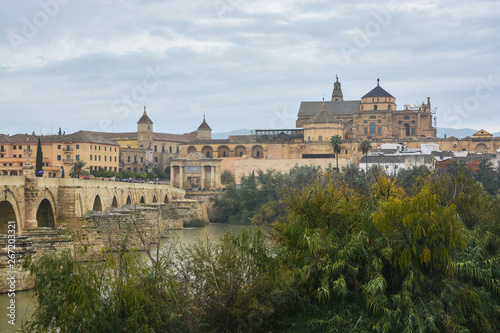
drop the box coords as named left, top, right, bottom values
left=169, top=146, right=172, bottom=153
left=104, top=167, right=107, bottom=171
left=411, top=128, right=416, bottom=136
left=411, top=120, right=416, bottom=125
left=404, top=124, right=410, bottom=136
left=98, top=146, right=101, bottom=151
left=364, top=127, right=368, bottom=135
left=162, top=146, right=165, bottom=153
left=66, top=155, right=71, bottom=161
left=378, top=127, right=381, bottom=135
left=369, top=116, right=376, bottom=119
left=0, top=146, right=4, bottom=152
left=104, top=156, right=107, bottom=161
left=58, top=145, right=61, bottom=149
left=13, top=154, right=16, bottom=158
left=110, top=156, right=112, bottom=162
left=98, top=155, right=101, bottom=161
left=398, top=121, right=402, bottom=125
left=318, top=136, right=323, bottom=142
left=95, top=146, right=97, bottom=150
left=89, top=166, right=93, bottom=171
left=141, top=157, right=143, bottom=162
left=90, top=145, right=92, bottom=150
left=176, top=147, right=179, bottom=153
left=115, top=148, right=117, bottom=152
left=18, top=146, right=21, bottom=149
left=13, top=146, right=16, bottom=150
left=57, top=155, right=61, bottom=161
left=90, top=155, right=92, bottom=161
left=370, top=122, right=376, bottom=135
left=388, top=105, right=391, bottom=110
left=134, top=156, right=137, bottom=163
left=115, top=157, right=117, bottom=162
left=104, top=147, right=107, bottom=151
left=95, top=155, right=97, bottom=161
left=154, top=145, right=157, bottom=152
left=374, top=105, right=378, bottom=110
left=364, top=120, right=368, bottom=124
left=66, top=144, right=70, bottom=150
left=154, top=157, right=158, bottom=163
left=128, top=156, right=131, bottom=162
left=76, top=155, right=80, bottom=160
left=378, top=120, right=381, bottom=124
left=404, top=116, right=410, bottom=120
left=76, top=145, right=79, bottom=149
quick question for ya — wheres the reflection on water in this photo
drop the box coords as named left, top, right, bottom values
left=0, top=223, right=250, bottom=332
left=0, top=289, right=36, bottom=332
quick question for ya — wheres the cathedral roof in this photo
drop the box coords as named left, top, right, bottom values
left=197, top=115, right=211, bottom=130
left=298, top=100, right=360, bottom=117
left=137, top=106, right=153, bottom=124
left=362, top=79, right=394, bottom=98
left=304, top=101, right=342, bottom=124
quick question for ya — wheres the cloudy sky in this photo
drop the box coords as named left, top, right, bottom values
left=1, top=0, right=499, bottom=136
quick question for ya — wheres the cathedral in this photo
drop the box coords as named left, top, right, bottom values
left=297, top=77, right=436, bottom=141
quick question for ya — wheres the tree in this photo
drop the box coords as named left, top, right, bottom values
left=35, top=136, right=43, bottom=177
left=69, top=160, right=89, bottom=178
left=329, top=135, right=343, bottom=171
left=58, top=127, right=62, bottom=135
left=359, top=139, right=372, bottom=170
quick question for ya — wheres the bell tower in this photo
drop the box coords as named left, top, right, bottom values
left=331, top=75, right=344, bottom=101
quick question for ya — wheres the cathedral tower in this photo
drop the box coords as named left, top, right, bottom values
left=331, top=75, right=344, bottom=101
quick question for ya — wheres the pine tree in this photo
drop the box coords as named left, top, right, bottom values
left=35, top=136, right=43, bottom=177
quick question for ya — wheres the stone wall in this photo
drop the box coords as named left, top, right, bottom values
left=185, top=193, right=217, bottom=221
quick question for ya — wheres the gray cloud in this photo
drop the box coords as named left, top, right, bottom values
left=1, top=0, right=499, bottom=135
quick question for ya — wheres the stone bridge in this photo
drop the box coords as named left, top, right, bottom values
left=0, top=176, right=186, bottom=234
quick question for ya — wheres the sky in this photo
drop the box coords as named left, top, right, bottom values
left=1, top=0, right=499, bottom=136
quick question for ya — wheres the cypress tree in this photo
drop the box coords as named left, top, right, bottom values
left=35, top=136, right=43, bottom=177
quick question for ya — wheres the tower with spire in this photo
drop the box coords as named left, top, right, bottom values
left=331, top=75, right=344, bottom=101
left=197, top=114, right=212, bottom=140
left=137, top=106, right=153, bottom=148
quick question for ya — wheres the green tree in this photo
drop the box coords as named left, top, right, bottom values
left=221, top=170, right=235, bottom=185
left=359, top=139, right=372, bottom=169
left=35, top=136, right=43, bottom=177
left=329, top=135, right=343, bottom=171
left=69, top=160, right=89, bottom=178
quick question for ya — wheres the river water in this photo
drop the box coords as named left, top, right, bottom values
left=0, top=223, right=251, bottom=332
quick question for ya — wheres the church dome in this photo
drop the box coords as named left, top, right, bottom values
left=137, top=106, right=153, bottom=124
left=362, top=79, right=394, bottom=98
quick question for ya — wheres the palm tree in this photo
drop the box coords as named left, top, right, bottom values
left=69, top=160, right=89, bottom=179
left=359, top=139, right=372, bottom=171
left=329, top=135, right=343, bottom=171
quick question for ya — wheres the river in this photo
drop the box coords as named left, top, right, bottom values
left=0, top=223, right=251, bottom=332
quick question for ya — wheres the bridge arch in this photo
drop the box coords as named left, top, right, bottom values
left=152, top=195, right=157, bottom=203
left=140, top=195, right=145, bottom=204
left=111, top=196, right=118, bottom=208
left=126, top=195, right=132, bottom=205
left=0, top=189, right=21, bottom=233
left=92, top=195, right=103, bottom=211
left=36, top=189, right=57, bottom=228
left=164, top=193, right=169, bottom=204
left=37, top=199, right=55, bottom=227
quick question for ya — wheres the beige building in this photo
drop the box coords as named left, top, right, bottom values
left=171, top=152, right=222, bottom=189
left=0, top=131, right=119, bottom=177
left=297, top=77, right=436, bottom=140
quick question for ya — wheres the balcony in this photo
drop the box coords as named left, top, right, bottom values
left=63, top=159, right=73, bottom=164
left=63, top=148, right=73, bottom=153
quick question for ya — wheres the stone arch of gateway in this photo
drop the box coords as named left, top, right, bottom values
left=0, top=175, right=209, bottom=292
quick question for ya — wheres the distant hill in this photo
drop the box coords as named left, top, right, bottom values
left=437, top=127, right=500, bottom=138
left=212, top=129, right=251, bottom=139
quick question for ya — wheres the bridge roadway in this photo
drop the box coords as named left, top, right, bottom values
left=0, top=176, right=186, bottom=234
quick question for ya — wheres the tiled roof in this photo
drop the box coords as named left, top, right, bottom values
left=298, top=100, right=360, bottom=117
left=362, top=84, right=394, bottom=98
left=304, top=108, right=342, bottom=124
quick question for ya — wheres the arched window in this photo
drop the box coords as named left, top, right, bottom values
left=374, top=105, right=378, bottom=111
left=370, top=122, right=376, bottom=135
left=404, top=123, right=410, bottom=136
